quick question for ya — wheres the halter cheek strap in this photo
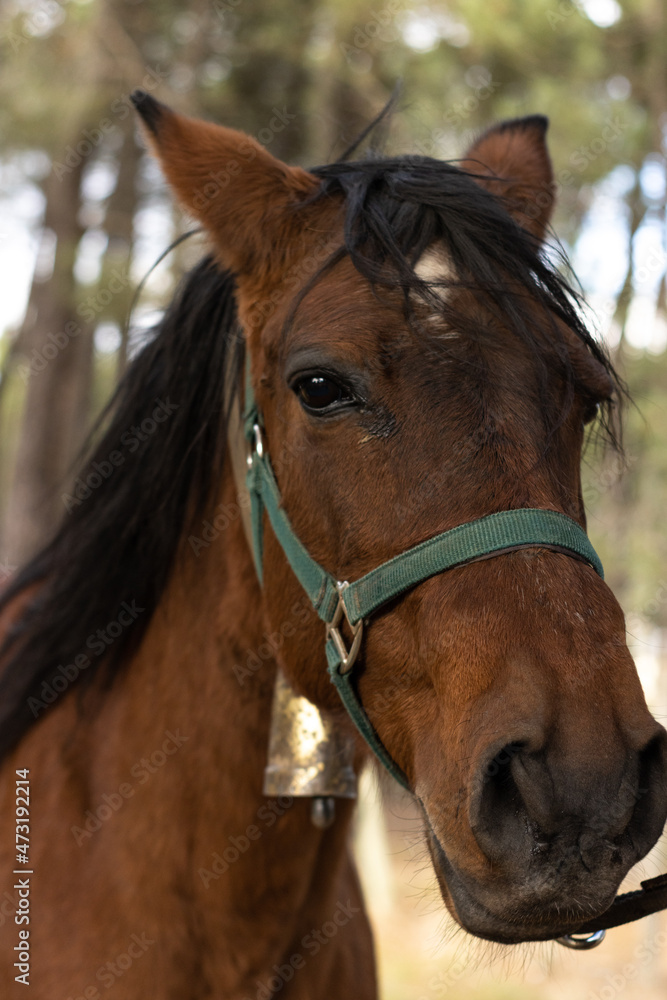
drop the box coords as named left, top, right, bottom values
left=243, top=372, right=604, bottom=793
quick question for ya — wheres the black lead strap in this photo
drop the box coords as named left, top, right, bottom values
left=563, top=872, right=667, bottom=937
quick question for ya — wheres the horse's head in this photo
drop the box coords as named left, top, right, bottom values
left=134, top=94, right=667, bottom=943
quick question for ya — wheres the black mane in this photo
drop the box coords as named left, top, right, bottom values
left=0, top=151, right=623, bottom=760
left=0, top=256, right=242, bottom=758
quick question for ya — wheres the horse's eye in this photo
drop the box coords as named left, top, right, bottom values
left=583, top=401, right=600, bottom=425
left=295, top=376, right=352, bottom=412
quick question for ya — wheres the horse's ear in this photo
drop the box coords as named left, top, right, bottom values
left=462, top=116, right=554, bottom=242
left=130, top=91, right=319, bottom=277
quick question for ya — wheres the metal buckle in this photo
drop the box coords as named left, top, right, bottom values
left=326, top=582, right=364, bottom=675
left=556, top=929, right=606, bottom=950
left=246, top=423, right=264, bottom=468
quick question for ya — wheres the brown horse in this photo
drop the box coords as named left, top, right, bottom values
left=0, top=94, right=665, bottom=998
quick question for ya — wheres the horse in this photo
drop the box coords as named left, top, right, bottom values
left=0, top=91, right=665, bottom=998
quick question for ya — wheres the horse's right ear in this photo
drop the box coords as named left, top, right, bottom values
left=131, top=91, right=319, bottom=279
left=461, top=116, right=555, bottom=242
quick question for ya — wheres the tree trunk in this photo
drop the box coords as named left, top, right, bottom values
left=4, top=156, right=92, bottom=567
left=98, top=120, right=142, bottom=379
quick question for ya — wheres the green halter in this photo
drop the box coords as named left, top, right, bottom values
left=243, top=373, right=604, bottom=792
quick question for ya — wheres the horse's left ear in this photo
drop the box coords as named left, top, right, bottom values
left=130, top=91, right=319, bottom=279
left=462, top=116, right=555, bottom=242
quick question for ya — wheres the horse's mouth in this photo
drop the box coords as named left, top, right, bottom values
left=425, top=825, right=617, bottom=945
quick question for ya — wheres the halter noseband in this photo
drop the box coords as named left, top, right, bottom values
left=243, top=370, right=603, bottom=792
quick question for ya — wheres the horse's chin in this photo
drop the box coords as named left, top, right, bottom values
left=425, top=827, right=618, bottom=945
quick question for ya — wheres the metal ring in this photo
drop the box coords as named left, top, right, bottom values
left=325, top=582, right=364, bottom=675
left=556, top=929, right=606, bottom=950
left=246, top=424, right=264, bottom=467
left=253, top=424, right=264, bottom=459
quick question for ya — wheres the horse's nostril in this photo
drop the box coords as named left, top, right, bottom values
left=470, top=726, right=667, bottom=880
left=482, top=741, right=525, bottom=780
left=470, top=742, right=530, bottom=864
left=626, top=730, right=667, bottom=857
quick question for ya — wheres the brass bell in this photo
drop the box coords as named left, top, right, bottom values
left=263, top=670, right=357, bottom=828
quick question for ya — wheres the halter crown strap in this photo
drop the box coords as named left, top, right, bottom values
left=243, top=366, right=604, bottom=793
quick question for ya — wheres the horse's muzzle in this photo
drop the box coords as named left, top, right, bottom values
left=423, top=725, right=667, bottom=943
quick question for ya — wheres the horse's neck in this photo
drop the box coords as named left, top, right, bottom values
left=0, top=465, right=376, bottom=996
left=49, top=468, right=366, bottom=986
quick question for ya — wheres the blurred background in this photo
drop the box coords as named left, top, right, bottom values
left=2, top=0, right=667, bottom=995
